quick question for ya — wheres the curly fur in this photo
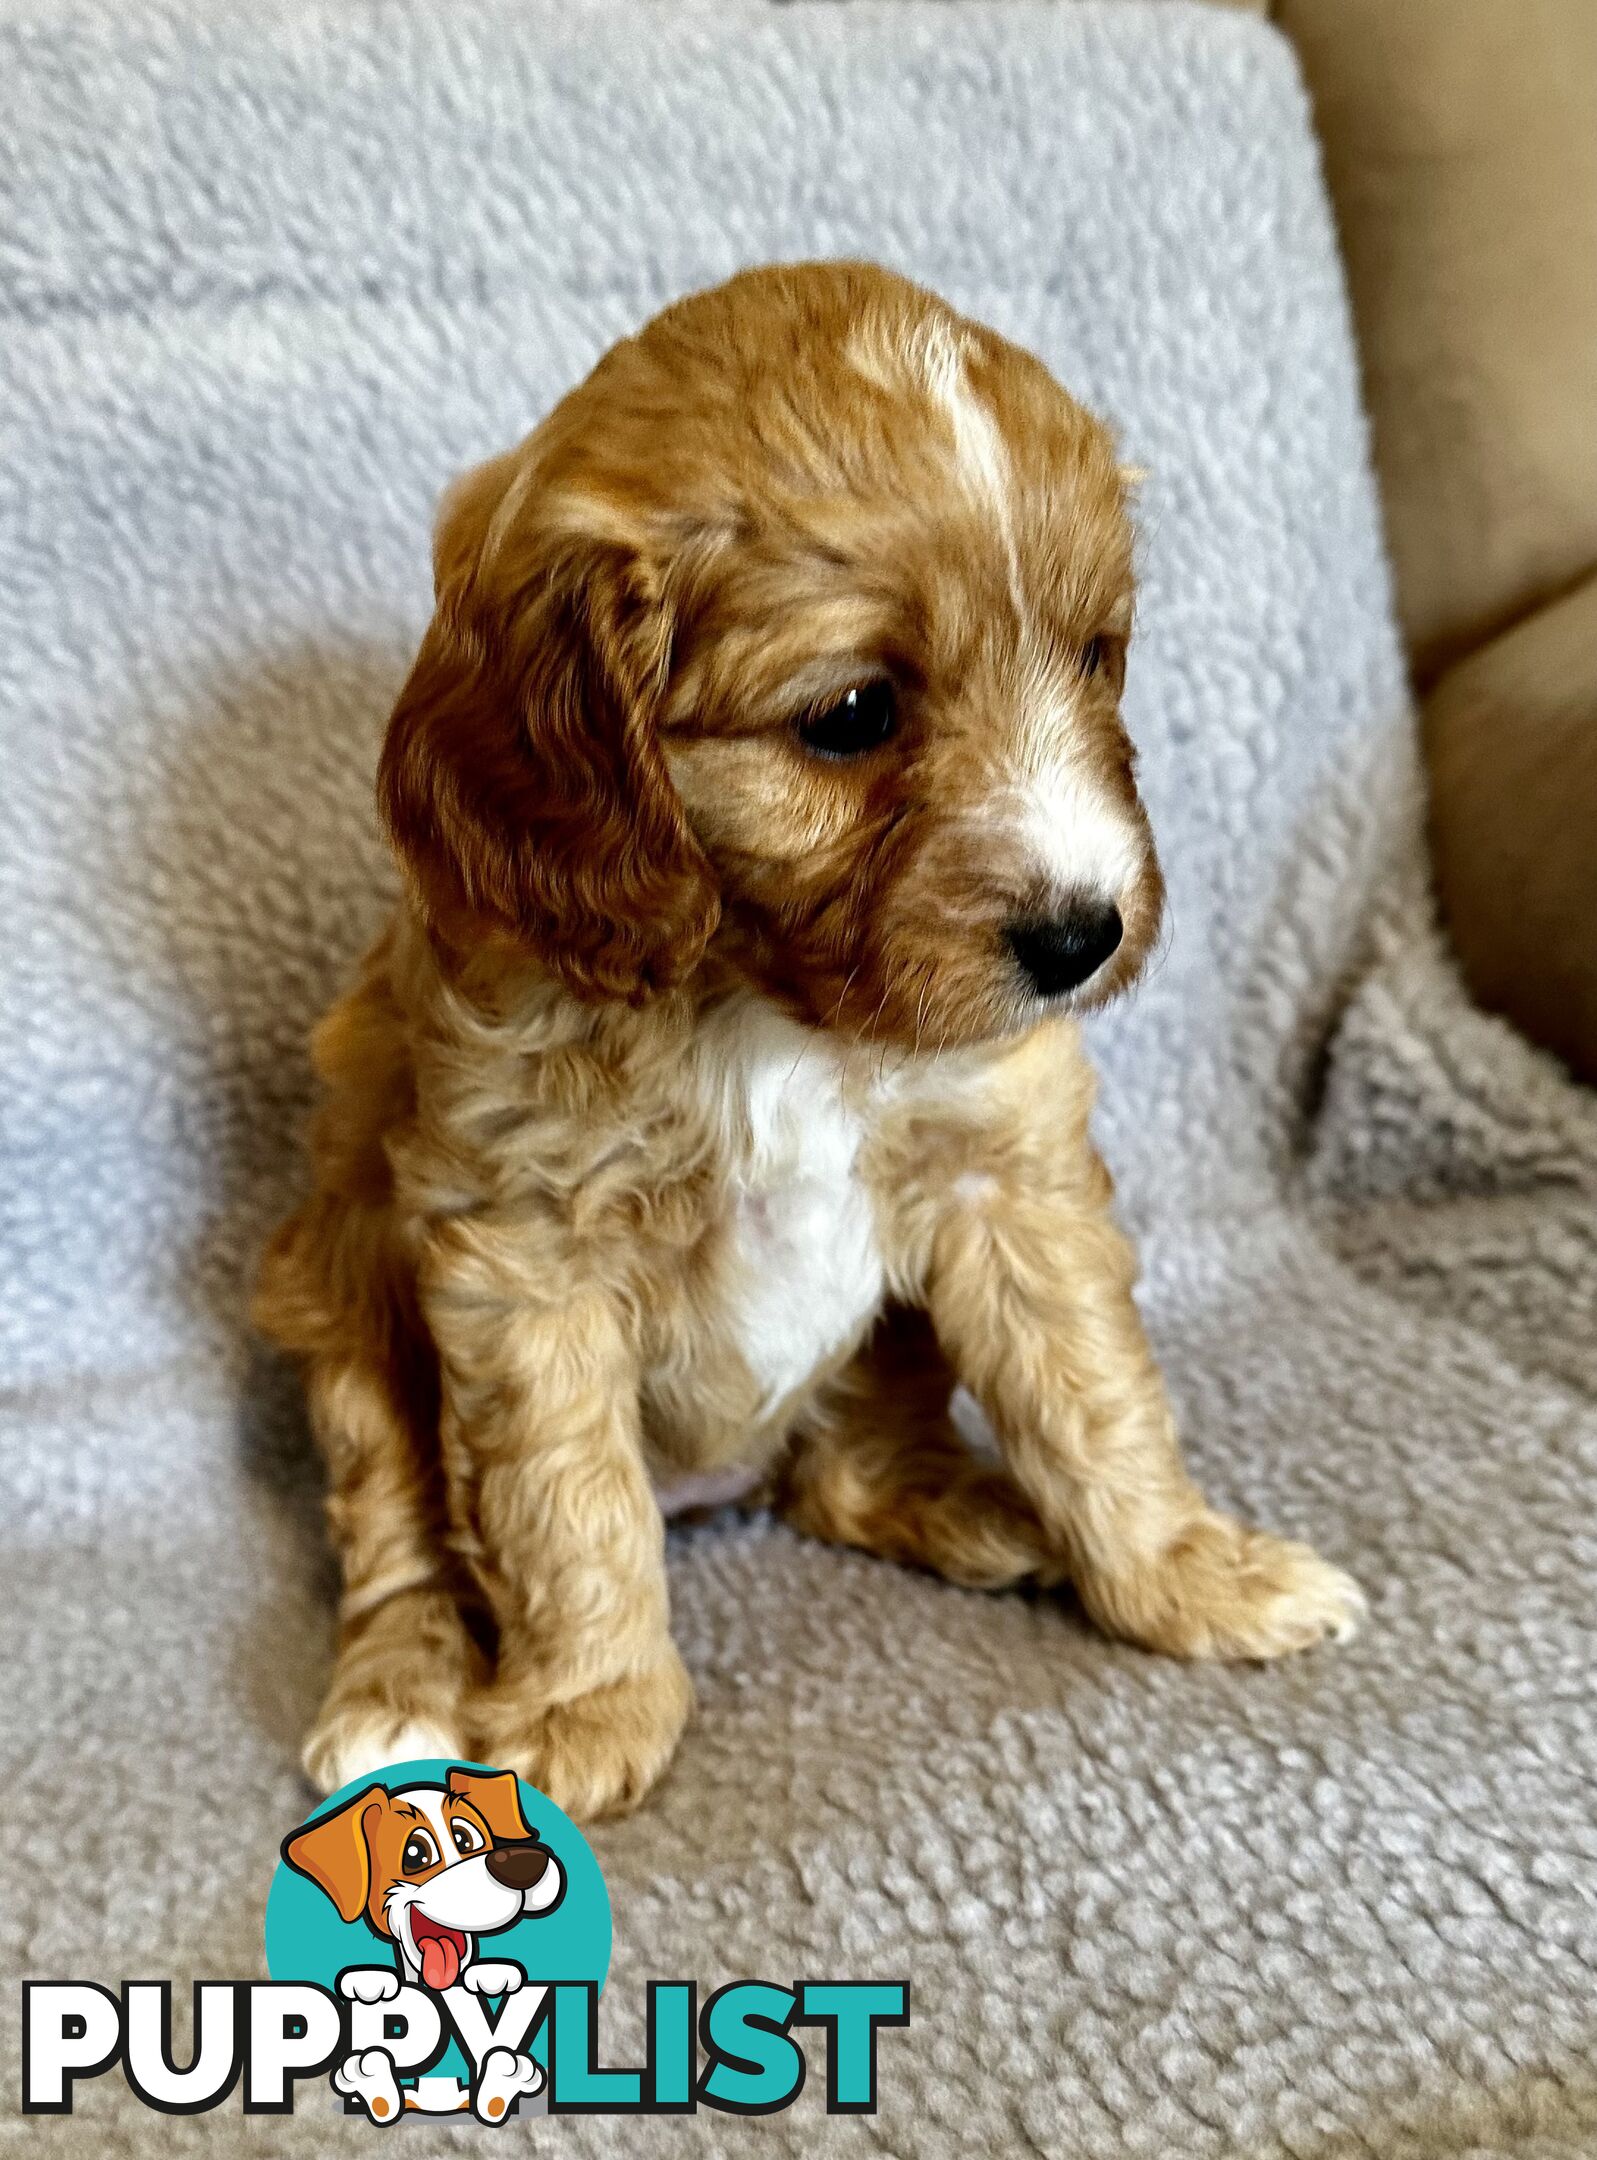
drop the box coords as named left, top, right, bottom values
left=255, top=261, right=1362, bottom=1821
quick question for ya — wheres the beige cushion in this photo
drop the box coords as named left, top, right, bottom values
left=1425, top=572, right=1597, bottom=1081
left=1277, top=0, right=1597, bottom=686
left=1277, top=0, right=1597, bottom=1077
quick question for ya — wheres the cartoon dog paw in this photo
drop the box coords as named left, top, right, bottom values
left=332, top=2046, right=403, bottom=2124
left=460, top=1960, right=524, bottom=1997
left=473, top=2046, right=544, bottom=2122
left=339, top=1967, right=402, bottom=2006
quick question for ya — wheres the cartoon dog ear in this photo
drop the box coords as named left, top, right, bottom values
left=377, top=445, right=721, bottom=1004
left=446, top=1767, right=533, bottom=1844
left=282, top=1787, right=386, bottom=1923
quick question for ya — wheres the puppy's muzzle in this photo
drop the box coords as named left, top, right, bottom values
left=485, top=1840, right=554, bottom=1893
left=1005, top=900, right=1123, bottom=997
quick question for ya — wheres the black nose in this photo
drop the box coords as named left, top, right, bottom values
left=485, top=1840, right=552, bottom=1892
left=1004, top=902, right=1123, bottom=998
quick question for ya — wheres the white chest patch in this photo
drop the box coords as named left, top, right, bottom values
left=697, top=1003, right=887, bottom=1419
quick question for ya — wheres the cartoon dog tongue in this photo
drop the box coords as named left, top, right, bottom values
left=417, top=1925, right=463, bottom=1991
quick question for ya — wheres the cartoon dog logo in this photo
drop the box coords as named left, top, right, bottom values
left=282, top=1766, right=564, bottom=2121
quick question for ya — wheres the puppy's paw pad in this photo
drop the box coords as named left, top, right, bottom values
left=1091, top=1515, right=1365, bottom=1662
left=474, top=2046, right=544, bottom=2122
left=461, top=1961, right=523, bottom=1997
left=339, top=1967, right=402, bottom=2005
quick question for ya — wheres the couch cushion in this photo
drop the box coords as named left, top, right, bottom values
left=1278, top=0, right=1597, bottom=1077
left=1425, top=570, right=1597, bottom=1078
left=1277, top=0, right=1597, bottom=685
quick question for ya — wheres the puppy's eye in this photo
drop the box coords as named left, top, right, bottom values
left=1080, top=633, right=1124, bottom=687
left=401, top=1830, right=439, bottom=1874
left=450, top=1819, right=485, bottom=1857
left=795, top=680, right=896, bottom=759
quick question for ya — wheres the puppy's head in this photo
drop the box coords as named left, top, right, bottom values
left=380, top=260, right=1162, bottom=1046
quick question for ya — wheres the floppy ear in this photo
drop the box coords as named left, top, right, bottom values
left=446, top=1766, right=533, bottom=1844
left=377, top=450, right=721, bottom=1002
left=281, top=1787, right=385, bottom=1923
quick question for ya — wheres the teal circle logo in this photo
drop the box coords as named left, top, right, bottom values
left=264, top=1759, right=609, bottom=2119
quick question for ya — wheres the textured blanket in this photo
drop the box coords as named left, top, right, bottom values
left=5, top=2, right=1597, bottom=2153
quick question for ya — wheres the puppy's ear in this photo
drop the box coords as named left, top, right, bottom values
left=282, top=1787, right=385, bottom=1924
left=446, top=1766, right=532, bottom=1844
left=377, top=449, right=720, bottom=1001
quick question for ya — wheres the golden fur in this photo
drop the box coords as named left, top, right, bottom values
left=255, top=262, right=1362, bottom=1822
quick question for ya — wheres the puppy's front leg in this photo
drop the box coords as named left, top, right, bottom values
left=426, top=1253, right=689, bottom=1822
left=898, top=1044, right=1363, bottom=1660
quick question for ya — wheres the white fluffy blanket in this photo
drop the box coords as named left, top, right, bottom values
left=4, top=2, right=1597, bottom=2153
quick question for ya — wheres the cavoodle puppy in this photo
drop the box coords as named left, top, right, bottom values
left=255, top=260, right=1362, bottom=1821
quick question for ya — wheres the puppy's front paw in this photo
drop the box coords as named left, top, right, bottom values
left=339, top=1967, right=402, bottom=2006
left=304, top=1705, right=466, bottom=1797
left=460, top=1961, right=523, bottom=1998
left=301, top=1585, right=483, bottom=1793
left=1081, top=1512, right=1364, bottom=1662
left=473, top=1652, right=693, bottom=1823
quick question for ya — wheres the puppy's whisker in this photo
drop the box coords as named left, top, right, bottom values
left=811, top=967, right=864, bottom=1112
left=858, top=982, right=894, bottom=1088
left=912, top=971, right=931, bottom=1060
left=826, top=966, right=860, bottom=1033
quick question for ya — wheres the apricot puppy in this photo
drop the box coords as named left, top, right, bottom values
left=256, top=261, right=1362, bottom=1821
